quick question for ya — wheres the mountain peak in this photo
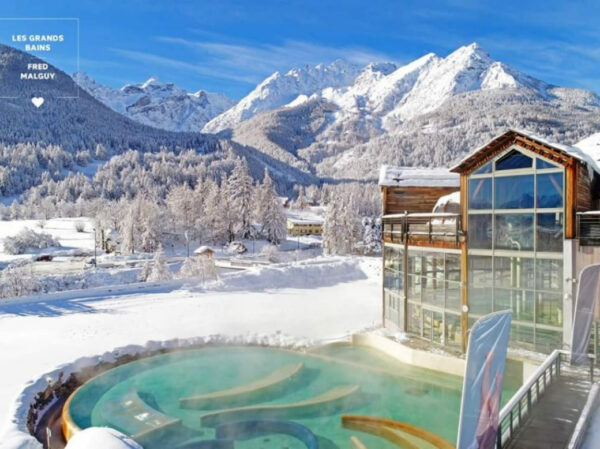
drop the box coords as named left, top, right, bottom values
left=73, top=72, right=233, bottom=132
left=141, top=77, right=161, bottom=88
left=446, top=42, right=492, bottom=65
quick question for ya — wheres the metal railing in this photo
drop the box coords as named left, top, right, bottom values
left=382, top=212, right=462, bottom=245
left=577, top=212, right=600, bottom=246
left=496, top=350, right=595, bottom=448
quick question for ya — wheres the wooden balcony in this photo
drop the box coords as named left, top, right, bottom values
left=382, top=213, right=462, bottom=249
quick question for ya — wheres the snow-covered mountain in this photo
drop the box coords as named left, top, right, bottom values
left=73, top=72, right=234, bottom=132
left=206, top=42, right=600, bottom=179
left=203, top=59, right=363, bottom=133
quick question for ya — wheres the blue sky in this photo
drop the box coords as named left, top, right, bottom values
left=1, top=0, right=599, bottom=99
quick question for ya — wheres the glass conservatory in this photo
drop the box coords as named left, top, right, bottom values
left=381, top=129, right=600, bottom=353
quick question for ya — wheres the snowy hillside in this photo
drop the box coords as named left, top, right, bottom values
left=212, top=43, right=600, bottom=179
left=73, top=73, right=234, bottom=132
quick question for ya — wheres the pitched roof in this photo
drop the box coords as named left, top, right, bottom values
left=450, top=129, right=600, bottom=176
left=378, top=165, right=459, bottom=187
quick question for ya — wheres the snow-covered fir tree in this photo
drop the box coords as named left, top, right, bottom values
left=322, top=190, right=361, bottom=255
left=360, top=217, right=382, bottom=254
left=256, top=169, right=286, bottom=244
left=147, top=245, right=172, bottom=282
left=228, top=158, right=254, bottom=239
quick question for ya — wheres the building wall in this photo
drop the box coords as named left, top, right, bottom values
left=287, top=222, right=323, bottom=236
left=383, top=186, right=459, bottom=215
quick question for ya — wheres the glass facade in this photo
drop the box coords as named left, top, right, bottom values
left=382, top=145, right=567, bottom=353
left=467, top=146, right=565, bottom=352
left=383, top=244, right=462, bottom=348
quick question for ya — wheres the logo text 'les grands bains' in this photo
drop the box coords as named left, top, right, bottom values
left=0, top=18, right=79, bottom=99
left=12, top=34, right=64, bottom=81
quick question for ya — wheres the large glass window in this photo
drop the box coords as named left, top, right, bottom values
left=537, top=213, right=563, bottom=252
left=445, top=313, right=462, bottom=347
left=468, top=256, right=493, bottom=315
left=407, top=303, right=421, bottom=335
left=465, top=148, right=565, bottom=352
left=536, top=158, right=559, bottom=170
left=495, top=214, right=534, bottom=251
left=384, top=245, right=403, bottom=291
left=469, top=178, right=492, bottom=209
left=468, top=214, right=493, bottom=249
left=495, top=175, right=534, bottom=209
left=511, top=324, right=534, bottom=346
left=537, top=173, right=563, bottom=208
left=495, top=289, right=534, bottom=322
left=536, top=292, right=563, bottom=326
left=384, top=245, right=402, bottom=272
left=406, top=274, right=421, bottom=301
left=535, top=259, right=562, bottom=291
left=473, top=160, right=492, bottom=174
left=494, top=256, right=534, bottom=289
left=496, top=150, right=532, bottom=170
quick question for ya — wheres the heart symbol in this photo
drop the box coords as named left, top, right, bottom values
left=31, top=97, right=44, bottom=108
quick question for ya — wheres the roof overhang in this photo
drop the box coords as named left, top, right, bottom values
left=450, top=129, right=598, bottom=175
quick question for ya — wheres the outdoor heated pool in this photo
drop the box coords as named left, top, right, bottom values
left=64, top=345, right=521, bottom=448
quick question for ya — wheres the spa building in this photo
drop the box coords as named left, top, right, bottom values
left=381, top=129, right=600, bottom=353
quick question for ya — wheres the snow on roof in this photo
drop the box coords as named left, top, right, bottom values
left=194, top=245, right=213, bottom=254
left=450, top=128, right=600, bottom=177
left=574, top=133, right=600, bottom=165
left=286, top=209, right=324, bottom=225
left=378, top=165, right=459, bottom=187
left=287, top=216, right=324, bottom=225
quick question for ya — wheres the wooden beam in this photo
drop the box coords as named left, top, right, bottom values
left=565, top=164, right=576, bottom=239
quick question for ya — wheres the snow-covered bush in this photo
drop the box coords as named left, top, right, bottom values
left=74, top=221, right=86, bottom=233
left=3, top=227, right=61, bottom=255
left=177, top=256, right=218, bottom=282
left=260, top=245, right=280, bottom=263
left=147, top=246, right=172, bottom=282
left=0, top=264, right=41, bottom=298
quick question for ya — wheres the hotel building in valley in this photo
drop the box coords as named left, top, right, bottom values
left=380, top=129, right=600, bottom=353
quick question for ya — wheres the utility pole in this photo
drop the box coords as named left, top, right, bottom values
left=93, top=226, right=97, bottom=270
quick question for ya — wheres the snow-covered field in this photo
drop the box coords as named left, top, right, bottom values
left=0, top=218, right=95, bottom=264
left=0, top=256, right=381, bottom=448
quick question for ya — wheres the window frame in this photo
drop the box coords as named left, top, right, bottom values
left=466, top=145, right=566, bottom=351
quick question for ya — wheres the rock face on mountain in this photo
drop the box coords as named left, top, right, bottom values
left=205, top=43, right=600, bottom=179
left=73, top=72, right=233, bottom=132
left=203, top=59, right=363, bottom=133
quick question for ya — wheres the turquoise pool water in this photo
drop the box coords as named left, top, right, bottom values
left=66, top=345, right=520, bottom=449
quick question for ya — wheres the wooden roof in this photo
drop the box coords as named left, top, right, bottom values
left=450, top=129, right=583, bottom=175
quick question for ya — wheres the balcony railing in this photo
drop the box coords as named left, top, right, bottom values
left=577, top=212, right=600, bottom=246
left=382, top=212, right=462, bottom=245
